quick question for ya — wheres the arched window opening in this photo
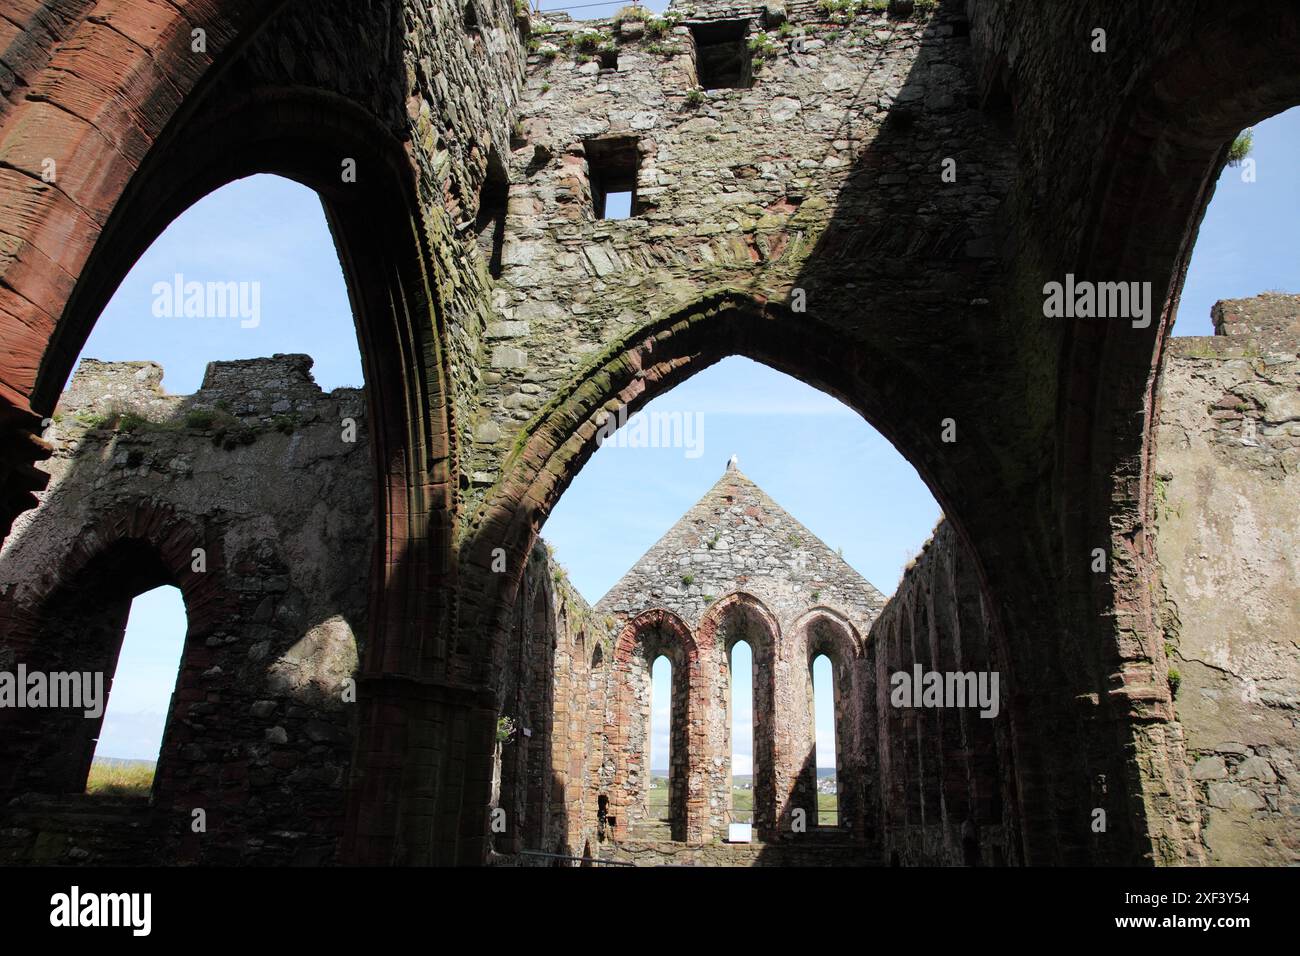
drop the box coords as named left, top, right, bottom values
left=536, top=353, right=942, bottom=850
left=25, top=170, right=371, bottom=783
left=811, top=653, right=838, bottom=827
left=729, top=639, right=754, bottom=832
left=648, top=654, right=672, bottom=837
left=86, top=585, right=187, bottom=797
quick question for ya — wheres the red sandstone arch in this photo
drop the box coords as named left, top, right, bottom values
left=454, top=290, right=1034, bottom=853
left=1048, top=5, right=1300, bottom=865
left=608, top=608, right=703, bottom=842
left=0, top=0, right=290, bottom=534
left=792, top=606, right=862, bottom=663
left=5, top=44, right=457, bottom=858
left=697, top=591, right=781, bottom=650
left=612, top=609, right=697, bottom=670
left=699, top=591, right=780, bottom=837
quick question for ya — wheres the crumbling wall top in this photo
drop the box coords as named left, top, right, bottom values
left=56, top=354, right=362, bottom=428
left=1211, top=292, right=1300, bottom=347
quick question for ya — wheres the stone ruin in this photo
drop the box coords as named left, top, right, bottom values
left=0, top=0, right=1298, bottom=866
left=0, top=288, right=1295, bottom=865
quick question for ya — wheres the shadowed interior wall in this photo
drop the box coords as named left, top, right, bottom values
left=0, top=357, right=372, bottom=865
left=1152, top=296, right=1300, bottom=866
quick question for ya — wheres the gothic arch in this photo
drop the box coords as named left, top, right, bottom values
left=608, top=608, right=703, bottom=843
left=0, top=501, right=228, bottom=802
left=794, top=608, right=864, bottom=832
left=452, top=290, right=1030, bottom=854
left=0, top=0, right=288, bottom=538
left=1048, top=12, right=1300, bottom=865
left=698, top=591, right=780, bottom=837
left=793, top=606, right=862, bottom=665
left=457, top=291, right=1004, bottom=685
left=698, top=591, right=781, bottom=650
left=2, top=77, right=460, bottom=864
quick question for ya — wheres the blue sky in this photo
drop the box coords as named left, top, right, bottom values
left=77, top=176, right=358, bottom=395
left=536, top=0, right=672, bottom=17
left=1174, top=107, right=1300, bottom=334
left=73, top=98, right=1297, bottom=764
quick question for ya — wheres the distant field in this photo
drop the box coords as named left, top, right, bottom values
left=86, top=758, right=154, bottom=797
left=648, top=777, right=839, bottom=826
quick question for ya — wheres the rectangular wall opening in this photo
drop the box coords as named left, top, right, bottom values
left=690, top=19, right=753, bottom=90
left=474, top=147, right=509, bottom=278
left=583, top=136, right=640, bottom=220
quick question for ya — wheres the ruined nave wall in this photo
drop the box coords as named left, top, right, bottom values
left=1153, top=294, right=1300, bottom=866
left=867, top=294, right=1300, bottom=867
left=0, top=354, right=649, bottom=867
left=864, top=519, right=1016, bottom=866
left=0, top=355, right=373, bottom=864
left=0, top=355, right=594, bottom=866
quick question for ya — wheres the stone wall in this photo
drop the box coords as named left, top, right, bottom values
left=865, top=519, right=1016, bottom=866
left=464, top=0, right=1001, bottom=504
left=602, top=834, right=869, bottom=867
left=2, top=0, right=1297, bottom=866
left=3, top=295, right=1296, bottom=866
left=592, top=460, right=882, bottom=849
left=0, top=353, right=599, bottom=866
left=864, top=294, right=1300, bottom=868
left=0, top=355, right=373, bottom=864
left=489, top=538, right=615, bottom=864
left=1153, top=294, right=1300, bottom=866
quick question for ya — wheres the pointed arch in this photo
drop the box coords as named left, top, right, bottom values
left=792, top=607, right=866, bottom=834
left=608, top=608, right=704, bottom=842
left=791, top=606, right=862, bottom=664
left=0, top=0, right=287, bottom=538
left=698, top=591, right=780, bottom=837
left=0, top=501, right=228, bottom=801
left=10, top=78, right=459, bottom=864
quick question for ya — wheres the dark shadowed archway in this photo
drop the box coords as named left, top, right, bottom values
left=0, top=503, right=222, bottom=802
